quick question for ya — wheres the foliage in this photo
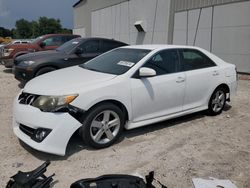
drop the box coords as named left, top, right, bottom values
left=15, top=19, right=33, bottom=38
left=37, top=17, right=62, bottom=35
left=0, top=17, right=72, bottom=39
left=0, top=27, right=13, bottom=38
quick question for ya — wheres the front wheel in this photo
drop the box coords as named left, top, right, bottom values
left=207, top=87, right=226, bottom=115
left=80, top=103, right=125, bottom=148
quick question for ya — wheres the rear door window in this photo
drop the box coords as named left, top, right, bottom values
left=43, top=36, right=64, bottom=46
left=180, top=49, right=216, bottom=71
left=80, top=40, right=100, bottom=53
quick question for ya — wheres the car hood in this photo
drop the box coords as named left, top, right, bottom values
left=24, top=66, right=117, bottom=95
left=15, top=50, right=66, bottom=63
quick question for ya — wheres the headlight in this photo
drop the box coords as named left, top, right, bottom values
left=23, top=60, right=35, bottom=65
left=32, top=94, right=78, bottom=112
left=3, top=48, right=14, bottom=56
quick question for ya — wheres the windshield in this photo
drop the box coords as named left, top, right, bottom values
left=32, top=36, right=44, bottom=44
left=80, top=48, right=151, bottom=75
left=56, top=38, right=82, bottom=53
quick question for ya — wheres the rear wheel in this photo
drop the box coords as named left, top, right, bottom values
left=207, top=87, right=226, bottom=115
left=35, top=67, right=56, bottom=77
left=80, top=103, right=125, bottom=148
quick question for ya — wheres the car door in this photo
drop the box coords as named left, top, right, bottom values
left=179, top=49, right=222, bottom=110
left=130, top=49, right=186, bottom=122
left=42, top=36, right=64, bottom=50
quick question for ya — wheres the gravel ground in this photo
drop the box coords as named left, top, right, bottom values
left=0, top=65, right=249, bottom=188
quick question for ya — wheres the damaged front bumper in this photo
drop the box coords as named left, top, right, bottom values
left=13, top=96, right=84, bottom=156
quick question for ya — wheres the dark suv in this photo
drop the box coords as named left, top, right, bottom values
left=13, top=37, right=127, bottom=83
left=0, top=34, right=80, bottom=68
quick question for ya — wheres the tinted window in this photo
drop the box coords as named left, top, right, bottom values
left=80, top=48, right=151, bottom=75
left=143, top=49, right=179, bottom=75
left=43, top=36, right=64, bottom=46
left=80, top=40, right=100, bottom=53
left=102, top=40, right=125, bottom=52
left=57, top=38, right=83, bottom=53
left=181, top=49, right=216, bottom=71
left=32, top=36, right=44, bottom=44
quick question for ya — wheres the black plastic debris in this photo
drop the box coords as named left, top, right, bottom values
left=71, top=171, right=167, bottom=188
left=6, top=161, right=54, bottom=188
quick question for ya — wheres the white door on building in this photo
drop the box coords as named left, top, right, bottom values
left=173, top=1, right=250, bottom=73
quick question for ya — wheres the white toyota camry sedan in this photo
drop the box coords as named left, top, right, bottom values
left=13, top=45, right=237, bottom=155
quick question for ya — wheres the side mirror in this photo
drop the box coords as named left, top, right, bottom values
left=40, top=42, right=46, bottom=48
left=75, top=47, right=84, bottom=55
left=139, top=67, right=156, bottom=77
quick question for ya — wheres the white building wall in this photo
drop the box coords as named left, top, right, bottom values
left=91, top=0, right=171, bottom=45
left=73, top=27, right=86, bottom=37
left=212, top=1, right=250, bottom=73
left=173, top=1, right=250, bottom=73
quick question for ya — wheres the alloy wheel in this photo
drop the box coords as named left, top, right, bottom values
left=90, top=110, right=121, bottom=144
left=211, top=90, right=225, bottom=113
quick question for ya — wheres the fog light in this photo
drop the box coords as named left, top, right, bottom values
left=32, top=128, right=51, bottom=142
left=22, top=73, right=26, bottom=78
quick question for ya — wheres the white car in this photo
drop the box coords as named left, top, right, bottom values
left=13, top=45, right=237, bottom=156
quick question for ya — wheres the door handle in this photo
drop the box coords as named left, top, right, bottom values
left=213, top=70, right=219, bottom=76
left=176, top=77, right=185, bottom=83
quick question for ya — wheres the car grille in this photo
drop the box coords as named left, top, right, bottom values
left=19, top=124, right=35, bottom=137
left=18, top=92, right=39, bottom=105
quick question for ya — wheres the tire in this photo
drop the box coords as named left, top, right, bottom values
left=80, top=103, right=125, bottom=149
left=35, top=67, right=56, bottom=77
left=207, top=87, right=226, bottom=116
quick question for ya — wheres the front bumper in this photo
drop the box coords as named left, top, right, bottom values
left=13, top=97, right=82, bottom=156
left=1, top=58, right=14, bottom=68
left=13, top=66, right=34, bottom=82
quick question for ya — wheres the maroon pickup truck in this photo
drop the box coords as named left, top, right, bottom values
left=0, top=34, right=80, bottom=68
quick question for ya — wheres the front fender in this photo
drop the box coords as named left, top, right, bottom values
left=71, top=80, right=132, bottom=121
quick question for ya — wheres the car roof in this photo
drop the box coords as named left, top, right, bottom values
left=75, top=37, right=127, bottom=45
left=121, top=44, right=202, bottom=51
left=42, top=34, right=80, bottom=37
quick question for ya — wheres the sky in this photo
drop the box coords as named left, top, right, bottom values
left=0, top=0, right=78, bottom=29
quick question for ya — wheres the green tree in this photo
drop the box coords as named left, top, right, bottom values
left=60, top=28, right=72, bottom=34
left=31, top=21, right=40, bottom=38
left=15, top=19, right=33, bottom=38
left=0, top=27, right=12, bottom=37
left=38, top=17, right=62, bottom=35
left=13, top=17, right=71, bottom=38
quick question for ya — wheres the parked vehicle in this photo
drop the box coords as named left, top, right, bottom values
left=0, top=37, right=12, bottom=44
left=0, top=40, right=31, bottom=59
left=0, top=34, right=80, bottom=68
left=13, top=45, right=237, bottom=155
left=13, top=37, right=127, bottom=83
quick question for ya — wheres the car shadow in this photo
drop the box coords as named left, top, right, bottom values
left=19, top=132, right=87, bottom=161
left=18, top=82, right=25, bottom=89
left=119, top=111, right=206, bottom=142
left=3, top=68, right=13, bottom=74
left=19, top=110, right=208, bottom=161
left=223, top=103, right=232, bottom=111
